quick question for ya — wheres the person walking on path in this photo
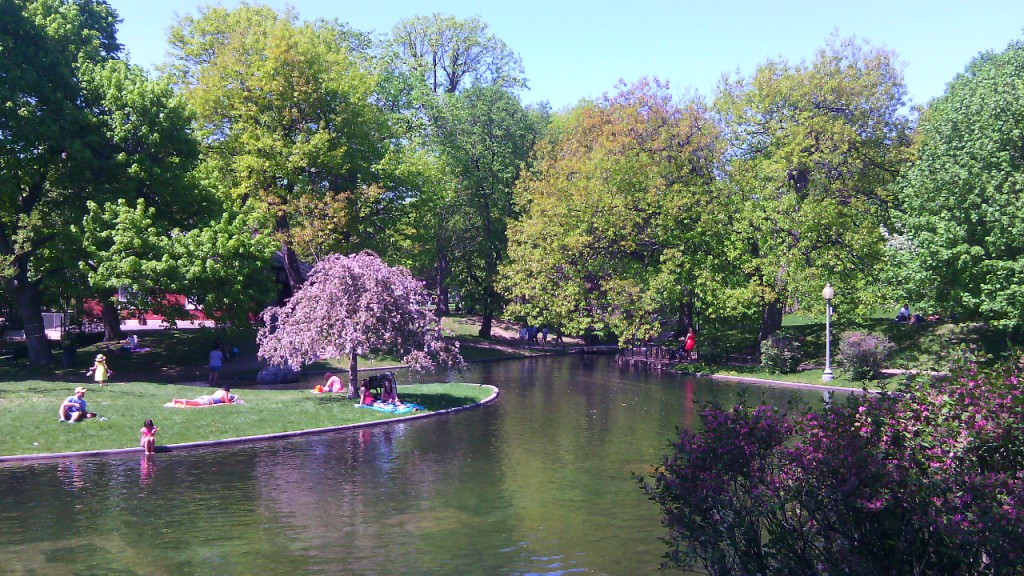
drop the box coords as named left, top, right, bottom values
left=208, top=344, right=224, bottom=384
left=87, top=354, right=112, bottom=385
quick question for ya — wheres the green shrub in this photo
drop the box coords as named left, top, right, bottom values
left=838, top=331, right=895, bottom=380
left=760, top=333, right=802, bottom=374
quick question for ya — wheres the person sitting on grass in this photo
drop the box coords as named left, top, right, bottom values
left=169, top=386, right=241, bottom=407
left=58, top=386, right=95, bottom=422
left=140, top=419, right=158, bottom=454
left=380, top=377, right=401, bottom=405
left=325, top=372, right=344, bottom=393
left=359, top=379, right=376, bottom=406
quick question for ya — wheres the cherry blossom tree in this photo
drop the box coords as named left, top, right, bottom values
left=257, top=251, right=463, bottom=395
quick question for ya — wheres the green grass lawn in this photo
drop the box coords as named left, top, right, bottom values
left=693, top=364, right=899, bottom=390
left=0, top=380, right=493, bottom=457
left=0, top=326, right=262, bottom=383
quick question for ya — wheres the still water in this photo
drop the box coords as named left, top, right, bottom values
left=0, top=355, right=822, bottom=575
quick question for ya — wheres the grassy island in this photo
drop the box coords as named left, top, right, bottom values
left=0, top=381, right=493, bottom=458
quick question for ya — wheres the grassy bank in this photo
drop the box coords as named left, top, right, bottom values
left=0, top=380, right=492, bottom=457
left=690, top=364, right=925, bottom=390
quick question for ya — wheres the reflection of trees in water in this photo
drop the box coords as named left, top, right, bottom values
left=0, top=357, right=829, bottom=574
left=251, top=425, right=433, bottom=548
left=0, top=454, right=307, bottom=574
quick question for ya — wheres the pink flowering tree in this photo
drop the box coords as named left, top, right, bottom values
left=639, top=355, right=1024, bottom=575
left=257, top=251, right=464, bottom=396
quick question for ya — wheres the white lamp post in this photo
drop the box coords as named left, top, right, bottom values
left=822, top=283, right=834, bottom=382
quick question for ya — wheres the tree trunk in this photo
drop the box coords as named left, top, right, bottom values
left=478, top=311, right=493, bottom=339
left=676, top=291, right=696, bottom=337
left=757, top=300, right=784, bottom=344
left=435, top=246, right=450, bottom=317
left=9, top=268, right=53, bottom=367
left=477, top=257, right=499, bottom=339
left=276, top=213, right=306, bottom=294
left=99, top=289, right=124, bottom=341
left=348, top=354, right=359, bottom=398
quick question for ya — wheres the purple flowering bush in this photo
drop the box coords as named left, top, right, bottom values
left=837, top=331, right=895, bottom=380
left=639, top=358, right=1024, bottom=575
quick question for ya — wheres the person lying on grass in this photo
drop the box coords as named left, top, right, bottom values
left=167, top=386, right=243, bottom=407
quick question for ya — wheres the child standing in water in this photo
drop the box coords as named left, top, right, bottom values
left=140, top=419, right=158, bottom=454
left=86, top=354, right=112, bottom=385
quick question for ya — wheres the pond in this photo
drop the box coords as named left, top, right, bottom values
left=0, top=355, right=825, bottom=575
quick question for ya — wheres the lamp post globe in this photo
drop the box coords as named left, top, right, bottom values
left=822, top=283, right=834, bottom=382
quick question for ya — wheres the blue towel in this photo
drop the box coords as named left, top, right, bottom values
left=356, top=402, right=423, bottom=414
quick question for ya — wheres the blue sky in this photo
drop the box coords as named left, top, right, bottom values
left=107, top=0, right=1024, bottom=110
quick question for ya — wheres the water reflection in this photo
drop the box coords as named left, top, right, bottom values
left=0, top=355, right=826, bottom=575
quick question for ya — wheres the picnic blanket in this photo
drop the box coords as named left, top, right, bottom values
left=356, top=402, right=423, bottom=415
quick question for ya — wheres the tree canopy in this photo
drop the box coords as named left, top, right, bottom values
left=389, top=13, right=526, bottom=95
left=714, top=35, right=913, bottom=341
left=892, top=39, right=1024, bottom=328
left=166, top=4, right=393, bottom=291
left=1, top=0, right=126, bottom=363
left=500, top=79, right=723, bottom=343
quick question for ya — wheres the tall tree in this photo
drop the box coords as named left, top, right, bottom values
left=715, top=35, right=913, bottom=343
left=72, top=58, right=204, bottom=340
left=892, top=40, right=1024, bottom=328
left=165, top=5, right=392, bottom=295
left=500, top=79, right=725, bottom=343
left=257, top=251, right=463, bottom=395
left=386, top=14, right=528, bottom=316
left=430, top=85, right=540, bottom=337
left=390, top=13, right=526, bottom=95
left=0, top=0, right=121, bottom=364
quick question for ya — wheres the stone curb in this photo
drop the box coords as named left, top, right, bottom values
left=0, top=384, right=500, bottom=465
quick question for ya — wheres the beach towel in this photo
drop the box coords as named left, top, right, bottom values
left=355, top=402, right=423, bottom=415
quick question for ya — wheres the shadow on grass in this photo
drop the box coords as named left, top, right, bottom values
left=400, top=392, right=482, bottom=411
left=307, top=391, right=485, bottom=412
left=0, top=327, right=261, bottom=384
left=313, top=394, right=358, bottom=406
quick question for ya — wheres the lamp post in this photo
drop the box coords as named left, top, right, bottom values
left=822, top=283, right=834, bottom=382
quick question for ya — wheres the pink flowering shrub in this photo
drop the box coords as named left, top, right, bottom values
left=639, top=358, right=1024, bottom=575
left=258, top=251, right=464, bottom=394
left=837, top=331, right=895, bottom=380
